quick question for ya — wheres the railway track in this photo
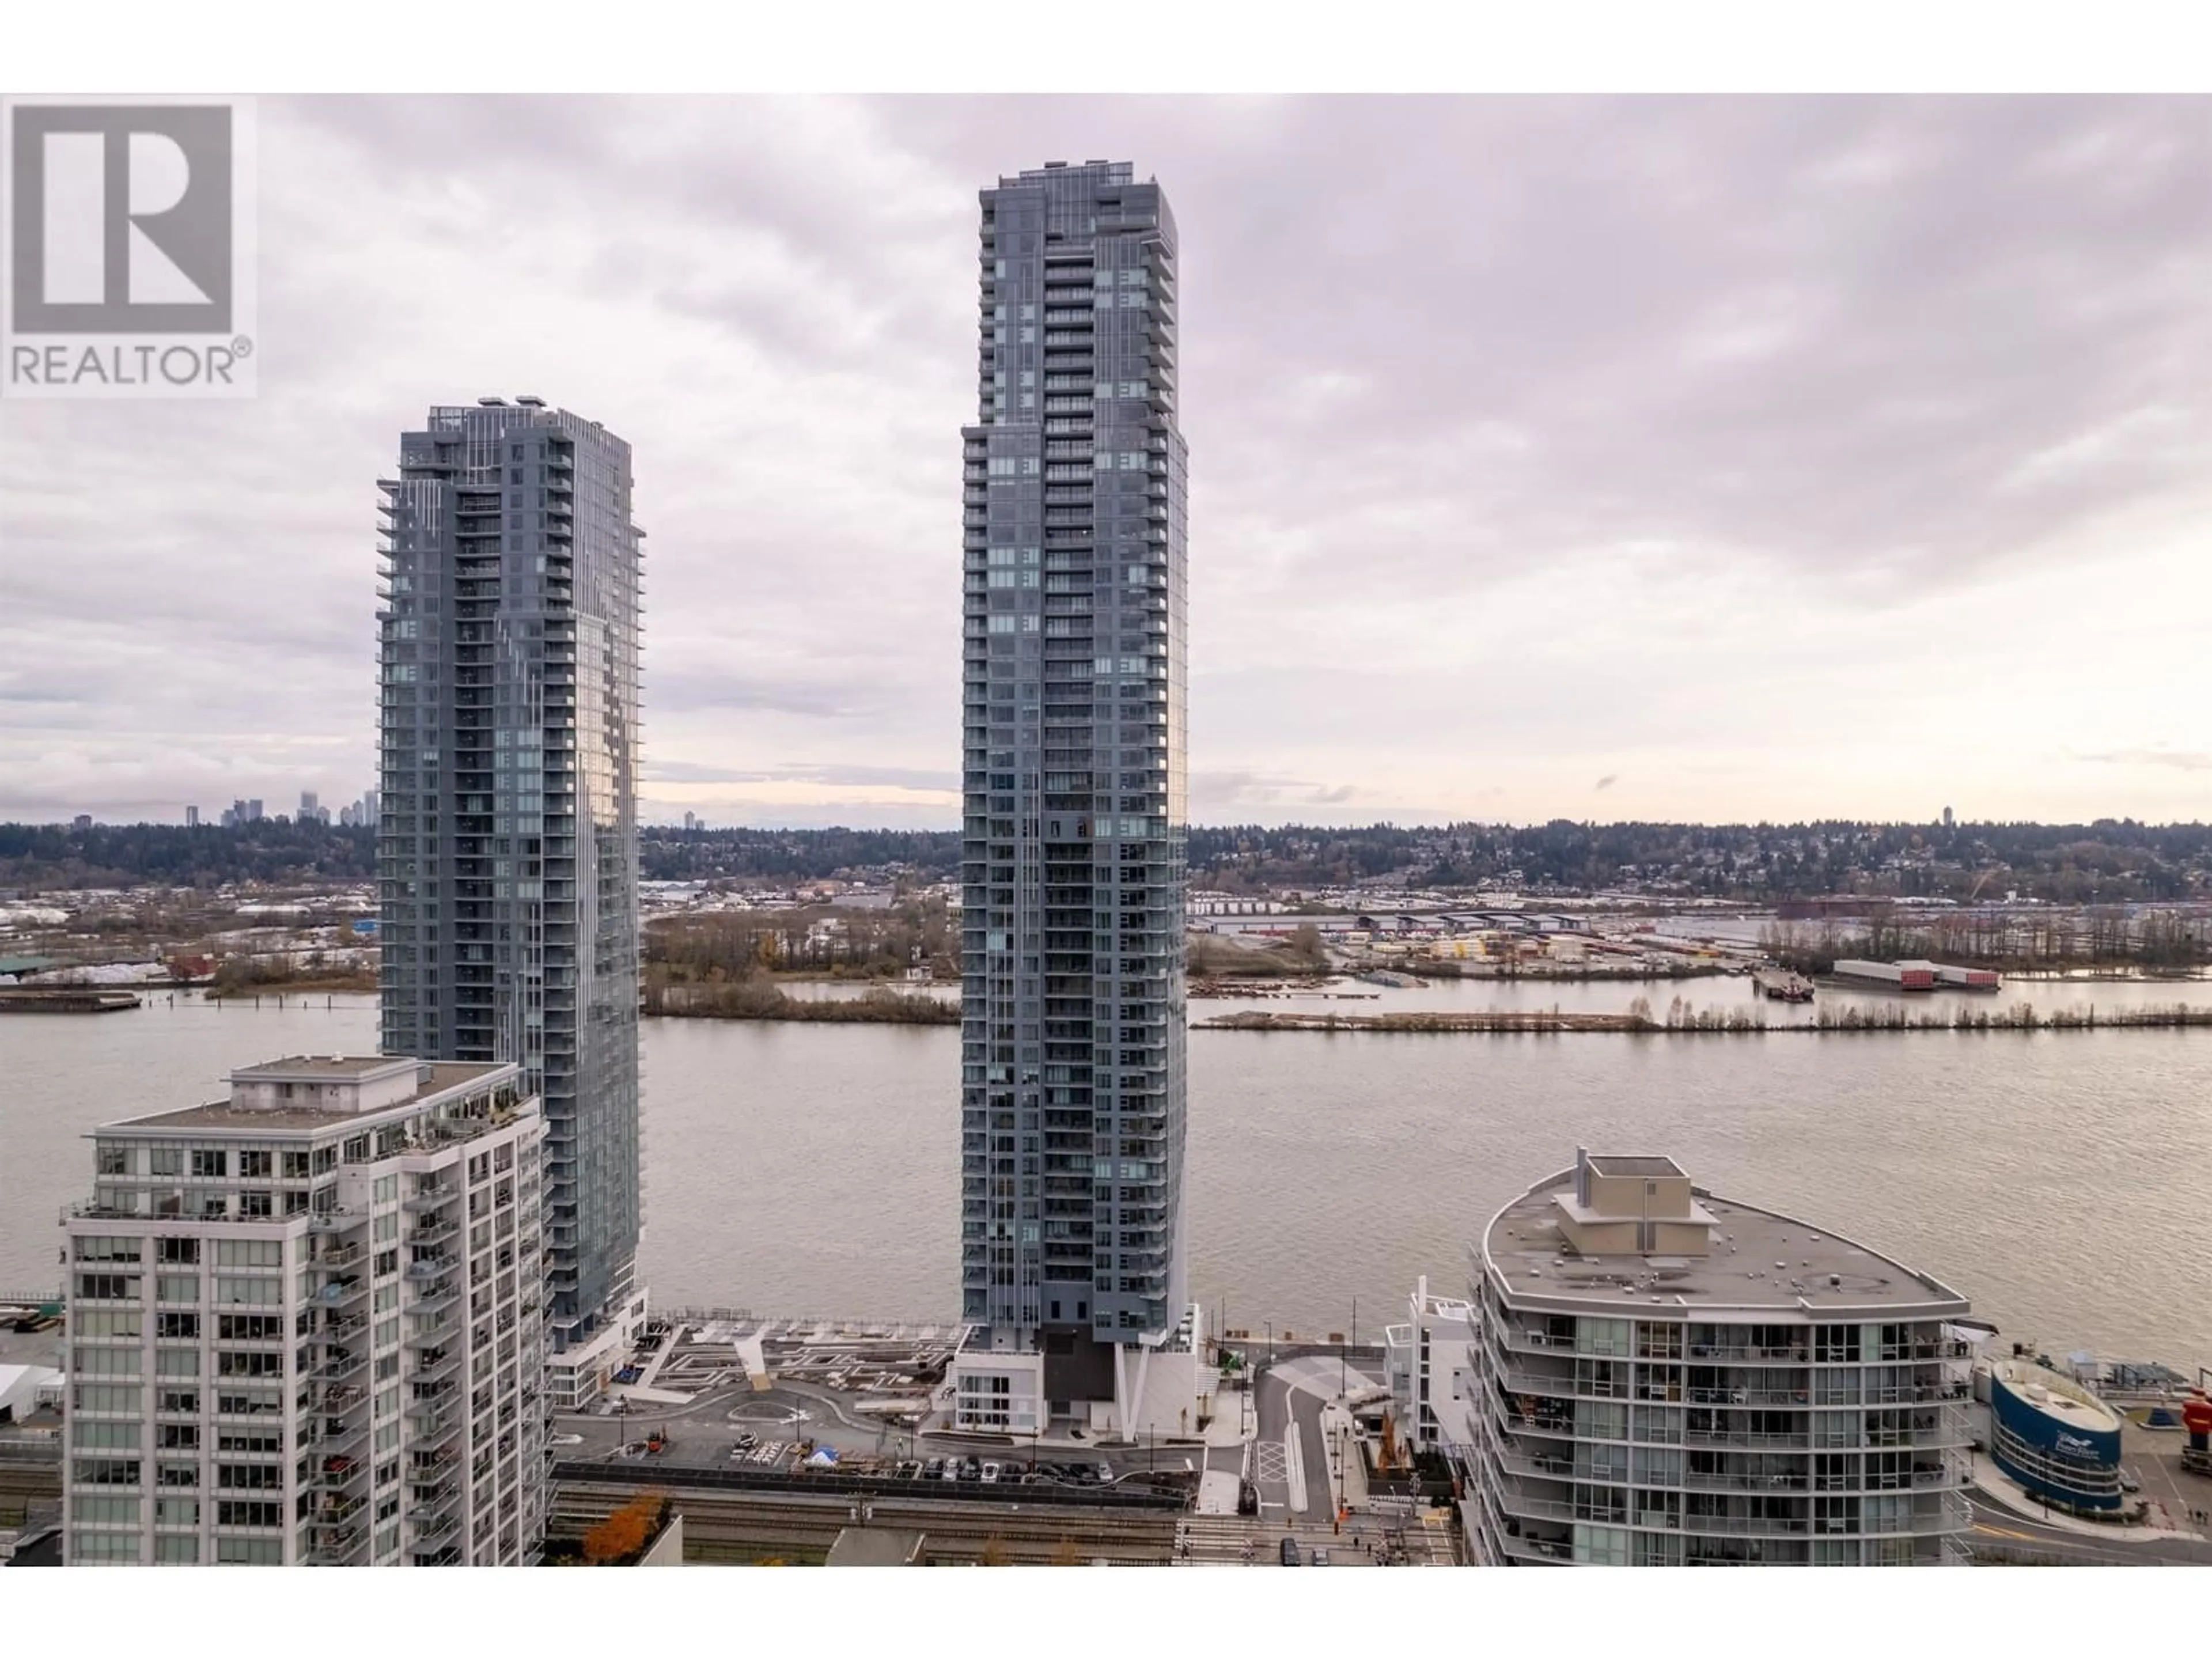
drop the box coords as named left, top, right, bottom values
left=552, top=1479, right=1178, bottom=1565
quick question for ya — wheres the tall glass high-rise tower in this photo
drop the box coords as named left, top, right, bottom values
left=958, top=162, right=1190, bottom=1421
left=377, top=397, right=643, bottom=1376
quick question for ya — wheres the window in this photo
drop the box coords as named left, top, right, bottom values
left=75, top=1237, right=142, bottom=1264
left=156, top=1275, right=198, bottom=1304
left=157, top=1388, right=199, bottom=1415
left=240, top=1151, right=272, bottom=1179
left=73, top=1421, right=140, bottom=1449
left=149, top=1149, right=182, bottom=1177
left=191, top=1150, right=227, bottom=1179
left=215, top=1500, right=282, bottom=1529
left=74, top=1347, right=141, bottom=1378
left=71, top=1531, right=140, bottom=1562
left=217, top=1463, right=281, bottom=1490
left=98, top=1145, right=130, bottom=1176
left=155, top=1312, right=198, bottom=1339
left=73, top=1457, right=142, bottom=1487
left=155, top=1238, right=198, bottom=1265
left=154, top=1534, right=199, bottom=1563
left=215, top=1536, right=281, bottom=1563
left=215, top=1239, right=282, bottom=1268
left=157, top=1424, right=200, bottom=1451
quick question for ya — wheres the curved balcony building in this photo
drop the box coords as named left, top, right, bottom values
left=1467, top=1148, right=1976, bottom=1566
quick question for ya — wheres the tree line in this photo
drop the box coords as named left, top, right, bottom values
left=6, top=817, right=2207, bottom=905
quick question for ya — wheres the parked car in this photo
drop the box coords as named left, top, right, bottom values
left=548, top=1432, right=584, bottom=1448
left=961, top=1456, right=983, bottom=1480
left=1310, top=1548, right=1330, bottom=1566
left=923, top=1457, right=945, bottom=1480
left=980, top=1461, right=1002, bottom=1484
left=1279, top=1536, right=1301, bottom=1567
left=940, top=1459, right=961, bottom=1481
left=1095, top=1462, right=1115, bottom=1484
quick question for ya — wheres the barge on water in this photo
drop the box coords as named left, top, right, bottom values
left=0, top=987, right=141, bottom=1014
left=1828, top=960, right=2001, bottom=994
left=1831, top=959, right=1937, bottom=991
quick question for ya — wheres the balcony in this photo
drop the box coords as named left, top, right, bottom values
left=403, top=1184, right=457, bottom=1213
left=406, top=1255, right=456, bottom=1282
left=307, top=1527, right=369, bottom=1565
left=316, top=1455, right=369, bottom=1491
left=309, top=1207, right=366, bottom=1235
left=1495, top=1364, right=1629, bottom=1402
left=312, top=1349, right=367, bottom=1384
left=321, top=1384, right=369, bottom=1416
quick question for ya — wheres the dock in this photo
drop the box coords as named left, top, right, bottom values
left=0, top=987, right=141, bottom=1014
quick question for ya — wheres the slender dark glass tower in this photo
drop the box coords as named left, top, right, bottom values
left=377, top=397, right=643, bottom=1389
left=957, top=162, right=1189, bottom=1423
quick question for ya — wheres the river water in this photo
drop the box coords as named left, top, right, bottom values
left=5, top=989, right=2209, bottom=1369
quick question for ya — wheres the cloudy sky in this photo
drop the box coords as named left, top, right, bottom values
left=2, top=95, right=2207, bottom=829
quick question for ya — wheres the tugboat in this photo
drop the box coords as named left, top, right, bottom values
left=1750, top=968, right=1815, bottom=1002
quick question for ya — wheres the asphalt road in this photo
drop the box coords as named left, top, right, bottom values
left=1254, top=1354, right=1369, bottom=1523
left=1966, top=1490, right=2212, bottom=1566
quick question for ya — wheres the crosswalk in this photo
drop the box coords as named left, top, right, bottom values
left=1171, top=1512, right=1458, bottom=1567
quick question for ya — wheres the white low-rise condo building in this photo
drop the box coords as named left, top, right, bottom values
left=1467, top=1148, right=1975, bottom=1566
left=1384, top=1275, right=1477, bottom=1455
left=62, top=1056, right=547, bottom=1566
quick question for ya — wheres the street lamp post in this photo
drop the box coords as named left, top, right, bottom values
left=1332, top=1420, right=1343, bottom=1536
left=1336, top=1295, right=1358, bottom=1400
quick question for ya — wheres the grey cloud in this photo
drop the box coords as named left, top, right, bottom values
left=1192, top=770, right=1361, bottom=809
left=647, top=760, right=957, bottom=792
left=1595, top=775, right=1619, bottom=791
left=3, top=96, right=2207, bottom=826
left=2074, top=747, right=2212, bottom=772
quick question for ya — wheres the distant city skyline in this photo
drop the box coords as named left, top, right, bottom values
left=2, top=97, right=2207, bottom=828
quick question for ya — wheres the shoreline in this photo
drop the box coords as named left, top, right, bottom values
left=1196, top=1005, right=2212, bottom=1035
